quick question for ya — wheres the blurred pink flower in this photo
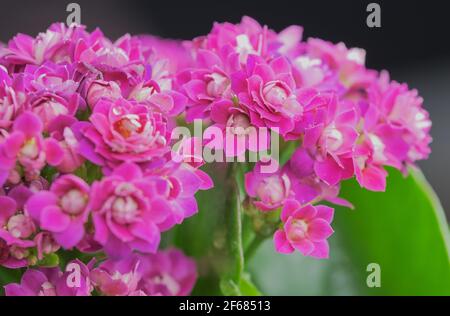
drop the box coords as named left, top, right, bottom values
left=274, top=200, right=334, bottom=259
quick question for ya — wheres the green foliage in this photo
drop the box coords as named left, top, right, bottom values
left=249, top=167, right=450, bottom=295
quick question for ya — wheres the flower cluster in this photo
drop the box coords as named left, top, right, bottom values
left=0, top=17, right=431, bottom=295
left=0, top=23, right=205, bottom=295
left=179, top=17, right=430, bottom=259
left=4, top=249, right=196, bottom=296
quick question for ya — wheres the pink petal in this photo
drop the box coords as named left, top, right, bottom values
left=314, top=157, right=342, bottom=186
left=44, top=138, right=64, bottom=166
left=309, top=240, right=330, bottom=259
left=292, top=239, right=315, bottom=256
left=308, top=218, right=334, bottom=241
left=0, top=196, right=17, bottom=225
left=13, top=112, right=42, bottom=137
left=113, top=162, right=142, bottom=181
left=40, top=206, right=71, bottom=233
left=53, top=221, right=85, bottom=249
left=315, top=205, right=334, bottom=223
left=4, top=284, right=28, bottom=296
left=359, top=165, right=387, bottom=192
left=93, top=214, right=109, bottom=245
left=25, top=191, right=58, bottom=222
left=280, top=199, right=301, bottom=222
left=273, top=230, right=294, bottom=254
left=293, top=204, right=317, bottom=221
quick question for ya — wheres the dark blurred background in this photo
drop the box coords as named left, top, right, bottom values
left=1, top=0, right=449, bottom=216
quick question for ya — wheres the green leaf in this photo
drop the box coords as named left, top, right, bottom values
left=239, top=273, right=262, bottom=296
left=334, top=167, right=450, bottom=295
left=0, top=267, right=23, bottom=296
left=220, top=279, right=241, bottom=296
left=220, top=274, right=262, bottom=296
left=249, top=167, right=450, bottom=295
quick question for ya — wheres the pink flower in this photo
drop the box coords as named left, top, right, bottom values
left=21, top=62, right=83, bottom=129
left=90, top=248, right=197, bottom=296
left=176, top=50, right=237, bottom=121
left=0, top=187, right=35, bottom=269
left=144, top=162, right=214, bottom=231
left=22, top=62, right=79, bottom=98
left=353, top=141, right=389, bottom=192
left=136, top=249, right=197, bottom=296
left=85, top=80, right=122, bottom=109
left=0, top=23, right=91, bottom=72
left=46, top=115, right=84, bottom=173
left=232, top=55, right=304, bottom=138
left=245, top=162, right=291, bottom=211
left=128, top=81, right=187, bottom=117
left=4, top=259, right=93, bottom=296
left=367, top=72, right=432, bottom=164
left=274, top=200, right=334, bottom=259
left=26, top=175, right=90, bottom=249
left=28, top=93, right=81, bottom=130
left=306, top=38, right=377, bottom=96
left=75, top=98, right=169, bottom=172
left=0, top=67, right=26, bottom=130
left=210, top=98, right=268, bottom=157
left=34, top=232, right=60, bottom=261
left=90, top=162, right=170, bottom=258
left=91, top=255, right=142, bottom=296
left=137, top=35, right=193, bottom=75
left=193, top=16, right=277, bottom=64
left=286, top=148, right=353, bottom=208
left=302, top=95, right=358, bottom=186
left=0, top=112, right=64, bottom=185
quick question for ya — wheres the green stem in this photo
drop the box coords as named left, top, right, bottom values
left=244, top=234, right=266, bottom=262
left=224, top=163, right=244, bottom=284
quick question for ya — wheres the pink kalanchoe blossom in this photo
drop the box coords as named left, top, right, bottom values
left=144, top=161, right=214, bottom=231
left=75, top=98, right=169, bottom=173
left=0, top=189, right=35, bottom=269
left=28, top=93, right=81, bottom=131
left=274, top=200, right=334, bottom=259
left=21, top=62, right=84, bottom=129
left=366, top=71, right=432, bottom=164
left=91, top=255, right=142, bottom=296
left=0, top=66, right=26, bottom=131
left=0, top=112, right=64, bottom=185
left=90, top=248, right=197, bottom=296
left=26, top=175, right=90, bottom=249
left=136, top=249, right=197, bottom=296
left=245, top=162, right=291, bottom=211
left=172, top=136, right=205, bottom=168
left=180, top=17, right=305, bottom=122
left=4, top=259, right=93, bottom=296
left=305, top=38, right=377, bottom=97
left=138, top=35, right=194, bottom=76
left=176, top=50, right=238, bottom=121
left=22, top=62, right=80, bottom=98
left=232, top=55, right=304, bottom=138
left=34, top=232, right=60, bottom=261
left=209, top=98, right=269, bottom=158
left=85, top=80, right=122, bottom=109
left=285, top=148, right=353, bottom=208
left=128, top=80, right=187, bottom=118
left=192, top=16, right=279, bottom=64
left=302, top=95, right=358, bottom=186
left=90, top=162, right=170, bottom=258
left=46, top=115, right=85, bottom=173
left=0, top=23, right=93, bottom=72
